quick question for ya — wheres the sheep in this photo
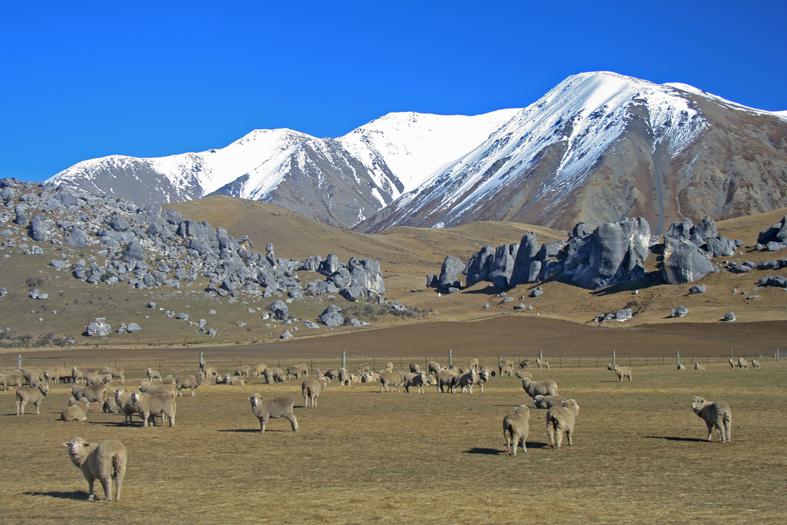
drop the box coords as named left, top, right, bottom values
left=436, top=371, right=457, bottom=393
left=175, top=373, right=205, bottom=396
left=287, top=365, right=302, bottom=379
left=338, top=368, right=352, bottom=386
left=752, top=359, right=760, bottom=369
left=728, top=358, right=735, bottom=369
left=249, top=393, right=298, bottom=433
left=515, top=371, right=533, bottom=379
left=403, top=372, right=427, bottom=394
left=357, top=363, right=371, bottom=375
left=139, top=381, right=176, bottom=398
left=266, top=367, right=285, bottom=383
left=114, top=389, right=136, bottom=425
left=83, top=369, right=109, bottom=386
left=103, top=395, right=120, bottom=414
left=203, top=365, right=219, bottom=379
left=546, top=399, right=580, bottom=448
left=22, top=368, right=45, bottom=386
left=102, top=367, right=125, bottom=383
left=498, top=362, right=514, bottom=377
left=0, top=370, right=23, bottom=390
left=62, top=437, right=127, bottom=501
left=385, top=362, right=394, bottom=372
left=677, top=364, right=686, bottom=370
left=456, top=369, right=480, bottom=393
left=737, top=357, right=748, bottom=370
left=612, top=365, right=632, bottom=382
left=536, top=358, right=550, bottom=370
left=691, top=396, right=732, bottom=443
left=323, top=369, right=339, bottom=379
left=45, top=368, right=60, bottom=384
left=71, top=384, right=109, bottom=404
left=218, top=374, right=245, bottom=386
left=475, top=368, right=491, bottom=392
left=162, top=375, right=176, bottom=385
left=521, top=377, right=558, bottom=398
left=606, top=363, right=616, bottom=371
left=519, top=359, right=531, bottom=369
left=146, top=368, right=162, bottom=382
left=297, top=363, right=309, bottom=377
left=503, top=405, right=530, bottom=455
left=379, top=371, right=404, bottom=393
left=234, top=365, right=251, bottom=378
left=131, top=391, right=176, bottom=427
left=427, top=361, right=441, bottom=377
left=71, top=367, right=84, bottom=384
left=694, top=363, right=706, bottom=370
left=533, top=394, right=567, bottom=409
left=302, top=379, right=324, bottom=408
left=61, top=398, right=90, bottom=421
left=409, top=363, right=421, bottom=374
left=469, top=358, right=479, bottom=370
left=361, top=372, right=376, bottom=383
left=16, top=382, right=49, bottom=415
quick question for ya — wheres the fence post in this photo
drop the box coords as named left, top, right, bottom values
left=777, top=348, right=780, bottom=362
left=676, top=350, right=680, bottom=366
left=342, top=351, right=346, bottom=370
left=449, top=348, right=453, bottom=367
left=17, top=354, right=21, bottom=370
left=730, top=348, right=733, bottom=359
left=612, top=350, right=616, bottom=367
left=539, top=349, right=543, bottom=360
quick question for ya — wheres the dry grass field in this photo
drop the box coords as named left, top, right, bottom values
left=1, top=348, right=785, bottom=524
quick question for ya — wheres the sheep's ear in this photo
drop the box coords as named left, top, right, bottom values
left=62, top=441, right=70, bottom=447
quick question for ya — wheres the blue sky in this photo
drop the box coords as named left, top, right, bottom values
left=2, top=1, right=785, bottom=182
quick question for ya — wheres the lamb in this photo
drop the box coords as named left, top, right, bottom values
left=612, top=365, right=632, bottom=382
left=475, top=368, right=491, bottom=392
left=62, top=437, right=127, bottom=501
left=379, top=371, right=404, bottom=393
left=691, top=396, right=732, bottom=443
left=16, top=382, right=49, bottom=415
left=102, top=367, right=125, bottom=383
left=521, top=377, right=559, bottom=398
left=146, top=368, right=162, bottom=382
left=502, top=405, right=530, bottom=455
left=114, top=389, right=136, bottom=425
left=297, top=363, right=309, bottom=377
left=737, top=358, right=748, bottom=370
left=61, top=398, right=90, bottom=421
left=403, top=372, right=427, bottom=394
left=84, top=369, right=110, bottom=386
left=533, top=394, right=567, bottom=409
left=536, top=358, right=550, bottom=370
left=235, top=365, right=251, bottom=377
left=752, top=359, right=760, bottom=369
left=131, top=391, right=176, bottom=427
left=71, top=367, right=84, bottom=384
left=218, top=374, right=245, bottom=386
left=357, top=363, right=371, bottom=375
left=102, top=395, right=120, bottom=414
left=694, top=363, right=706, bottom=370
left=324, top=369, right=339, bottom=379
left=385, top=362, right=394, bottom=372
left=546, top=399, right=580, bottom=448
left=175, top=373, right=205, bottom=396
left=302, top=379, right=324, bottom=408
left=249, top=393, right=298, bottom=433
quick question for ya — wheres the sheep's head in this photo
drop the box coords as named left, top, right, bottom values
left=249, top=393, right=262, bottom=407
left=521, top=377, right=532, bottom=388
left=131, top=392, right=143, bottom=404
left=564, top=400, right=580, bottom=416
left=691, top=396, right=707, bottom=413
left=515, top=405, right=530, bottom=416
left=62, top=437, right=89, bottom=465
left=40, top=383, right=50, bottom=395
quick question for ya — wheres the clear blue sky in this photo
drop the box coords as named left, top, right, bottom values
left=2, top=1, right=785, bottom=182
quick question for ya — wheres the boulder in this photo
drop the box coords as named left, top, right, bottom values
left=464, top=245, right=495, bottom=286
left=438, top=255, right=465, bottom=291
left=64, top=228, right=88, bottom=249
left=349, top=258, right=385, bottom=294
left=86, top=318, right=111, bottom=337
left=662, top=239, right=714, bottom=285
left=29, top=213, right=48, bottom=242
left=671, top=306, right=689, bottom=318
left=511, top=232, right=541, bottom=285
left=488, top=244, right=518, bottom=288
left=319, top=305, right=344, bottom=327
left=724, top=312, right=736, bottom=322
left=125, top=241, right=146, bottom=262
left=689, top=285, right=706, bottom=294
left=126, top=323, right=141, bottom=333
left=339, top=283, right=363, bottom=302
left=757, top=216, right=787, bottom=245
left=270, top=300, right=289, bottom=321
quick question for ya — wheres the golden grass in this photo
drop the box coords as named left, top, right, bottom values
left=1, top=357, right=785, bottom=524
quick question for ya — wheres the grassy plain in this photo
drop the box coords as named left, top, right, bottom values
left=0, top=353, right=785, bottom=524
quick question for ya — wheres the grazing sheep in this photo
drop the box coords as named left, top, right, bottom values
left=691, top=396, right=732, bottom=443
left=0, top=370, right=23, bottom=390
left=469, top=358, right=479, bottom=370
left=22, top=368, right=45, bottom=386
left=297, top=363, right=309, bottom=377
left=677, top=364, right=686, bottom=370
left=287, top=365, right=301, bottom=379
left=694, top=363, right=706, bottom=370
left=752, top=359, right=760, bottom=369
left=131, top=392, right=176, bottom=427
left=71, top=367, right=84, bottom=384
left=102, top=367, right=125, bottom=383
left=436, top=371, right=458, bottom=393
left=515, top=371, right=533, bottom=379
left=16, top=383, right=49, bottom=415
left=84, top=369, right=110, bottom=386
left=61, top=398, right=90, bottom=421
left=521, top=377, right=558, bottom=398
left=324, top=369, right=339, bottom=379
left=546, top=399, right=580, bottom=448
left=728, top=358, right=735, bottom=369
left=357, top=363, right=371, bottom=375
left=249, top=393, right=298, bottom=433
left=409, top=363, right=421, bottom=374
left=737, top=358, right=748, bottom=370
left=427, top=361, right=441, bottom=377
left=302, top=379, right=324, bottom=408
left=72, top=384, right=109, bottom=404
left=235, top=365, right=251, bottom=378
left=456, top=369, right=480, bottom=393
left=379, top=371, right=404, bottom=393
left=385, top=362, right=394, bottom=372
left=146, top=368, right=161, bottom=382
left=162, top=375, right=176, bottom=385
left=519, top=359, right=531, bottom=369
left=502, top=405, right=530, bottom=455
left=536, top=358, right=550, bottom=370
left=203, top=365, right=219, bottom=379
left=498, top=362, right=514, bottom=377
left=138, top=381, right=176, bottom=398
left=62, top=437, right=127, bottom=501
left=533, top=394, right=567, bottom=409
left=612, top=365, right=632, bottom=382
left=270, top=367, right=287, bottom=383
left=175, top=373, right=205, bottom=396
left=403, top=372, right=428, bottom=394
left=252, top=363, right=267, bottom=378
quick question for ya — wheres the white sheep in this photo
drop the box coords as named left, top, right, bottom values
left=15, top=382, right=49, bottom=415
left=751, top=359, right=760, bottom=369
left=691, top=396, right=732, bottom=443
left=409, top=362, right=422, bottom=374
left=694, top=363, right=706, bottom=370
left=249, top=393, right=298, bottom=433
left=533, top=394, right=567, bottom=409
left=521, top=377, right=558, bottom=398
left=235, top=365, right=251, bottom=377
left=737, top=358, right=748, bottom=370
left=427, top=361, right=441, bottom=377
left=515, top=370, right=533, bottom=379
left=203, top=365, right=219, bottom=379
left=519, top=360, right=531, bottom=369
left=502, top=405, right=530, bottom=455
left=456, top=369, right=480, bottom=393
left=102, top=367, right=125, bottom=383
left=61, top=398, right=90, bottom=421
left=379, top=371, right=404, bottom=393
left=403, top=372, right=427, bottom=394
left=612, top=365, right=632, bottom=382
left=338, top=368, right=352, bottom=386
left=0, top=370, right=23, bottom=390
left=546, top=399, right=580, bottom=448
left=131, top=392, right=176, bottom=427
left=139, top=381, right=176, bottom=398
left=114, top=389, right=136, bottom=425
left=498, top=360, right=514, bottom=377
left=162, top=375, right=176, bottom=385
left=536, top=358, right=550, bottom=370
left=175, top=373, right=205, bottom=396
left=146, top=368, right=162, bottom=382
left=677, top=364, right=686, bottom=370
left=302, top=379, right=324, bottom=408
left=436, top=371, right=457, bottom=393
left=297, top=363, right=308, bottom=377
left=469, top=358, right=479, bottom=370
left=62, top=437, right=127, bottom=501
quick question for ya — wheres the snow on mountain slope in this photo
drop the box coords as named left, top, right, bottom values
left=666, top=82, right=787, bottom=120
left=337, top=109, right=518, bottom=195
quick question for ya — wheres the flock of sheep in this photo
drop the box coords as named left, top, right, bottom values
left=1, top=353, right=752, bottom=501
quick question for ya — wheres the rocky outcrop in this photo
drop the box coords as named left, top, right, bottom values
left=662, top=239, right=714, bottom=285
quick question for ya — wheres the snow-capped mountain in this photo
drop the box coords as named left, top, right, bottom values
left=48, top=71, right=787, bottom=233
left=356, top=72, right=787, bottom=234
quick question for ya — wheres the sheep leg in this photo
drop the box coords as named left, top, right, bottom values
left=168, top=410, right=175, bottom=427
left=191, top=388, right=196, bottom=396
left=566, top=428, right=572, bottom=446
left=286, top=414, right=299, bottom=432
left=85, top=474, right=95, bottom=501
left=547, top=423, right=556, bottom=448
left=520, top=435, right=527, bottom=453
left=35, top=401, right=41, bottom=415
left=705, top=421, right=714, bottom=441
left=259, top=415, right=268, bottom=433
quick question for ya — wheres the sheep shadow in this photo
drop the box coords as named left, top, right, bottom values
left=23, top=490, right=87, bottom=501
left=217, top=428, right=294, bottom=434
left=644, top=435, right=706, bottom=443
left=464, top=448, right=504, bottom=455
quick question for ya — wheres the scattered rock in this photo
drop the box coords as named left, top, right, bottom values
left=671, top=306, right=689, bottom=318
left=724, top=312, right=736, bottom=322
left=86, top=318, right=111, bottom=336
